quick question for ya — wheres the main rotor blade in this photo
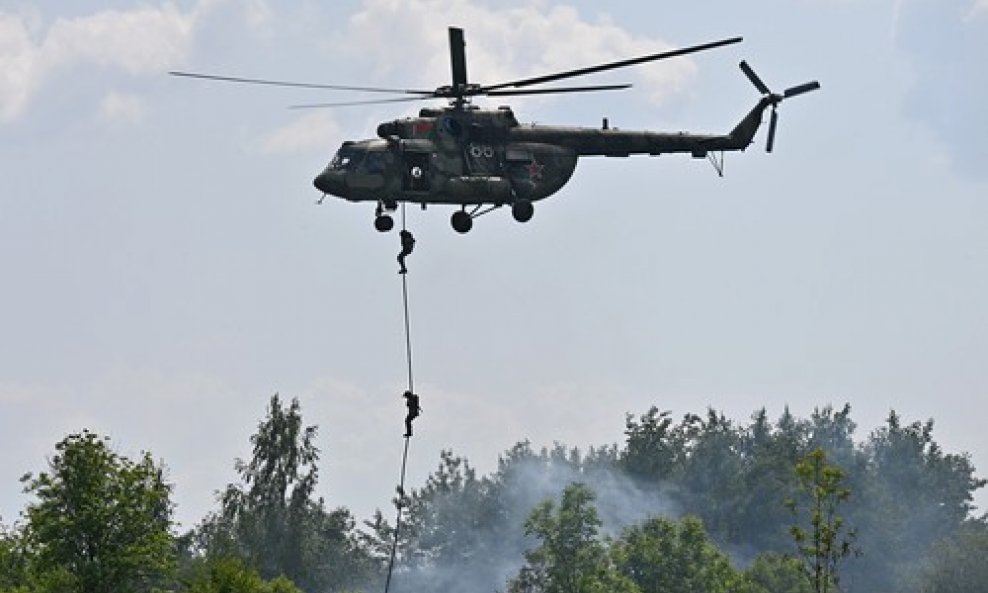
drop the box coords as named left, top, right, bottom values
left=449, top=27, right=468, bottom=88
left=289, top=96, right=437, bottom=109
left=739, top=60, right=770, bottom=95
left=481, top=36, right=743, bottom=92
left=783, top=81, right=821, bottom=98
left=169, top=71, right=435, bottom=95
left=486, top=83, right=632, bottom=97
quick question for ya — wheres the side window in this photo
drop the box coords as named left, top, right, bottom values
left=505, top=147, right=532, bottom=162
left=365, top=152, right=386, bottom=173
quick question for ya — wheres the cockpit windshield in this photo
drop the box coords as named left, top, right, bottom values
left=329, top=145, right=364, bottom=171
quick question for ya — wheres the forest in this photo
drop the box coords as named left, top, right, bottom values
left=1, top=395, right=986, bottom=593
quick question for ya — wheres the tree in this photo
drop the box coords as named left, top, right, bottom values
left=611, top=515, right=742, bottom=593
left=196, top=394, right=376, bottom=592
left=731, top=408, right=804, bottom=552
left=0, top=522, right=30, bottom=592
left=847, top=411, right=985, bottom=592
left=744, top=553, right=812, bottom=593
left=19, top=430, right=174, bottom=593
left=220, top=394, right=320, bottom=578
left=508, top=483, right=636, bottom=593
left=404, top=450, right=485, bottom=566
left=676, top=410, right=745, bottom=541
left=621, top=408, right=678, bottom=483
left=786, top=448, right=856, bottom=593
left=909, top=519, right=988, bottom=593
left=181, top=556, right=305, bottom=593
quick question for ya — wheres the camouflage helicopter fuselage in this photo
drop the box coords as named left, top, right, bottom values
left=313, top=97, right=774, bottom=233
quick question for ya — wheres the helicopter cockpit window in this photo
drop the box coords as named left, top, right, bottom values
left=364, top=151, right=388, bottom=174
left=329, top=146, right=364, bottom=171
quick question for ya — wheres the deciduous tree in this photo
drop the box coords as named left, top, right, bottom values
left=911, top=519, right=988, bottom=593
left=743, top=553, right=812, bottom=593
left=787, top=448, right=856, bottom=593
left=611, top=515, right=743, bottom=593
left=196, top=394, right=376, bottom=592
left=508, top=483, right=636, bottom=593
left=19, top=430, right=174, bottom=593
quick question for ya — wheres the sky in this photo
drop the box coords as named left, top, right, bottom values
left=2, top=0, right=987, bottom=531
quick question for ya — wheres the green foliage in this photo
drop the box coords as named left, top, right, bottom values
left=2, top=402, right=983, bottom=593
left=611, top=515, right=743, bottom=593
left=391, top=404, right=984, bottom=593
left=403, top=450, right=486, bottom=567
left=676, top=411, right=747, bottom=541
left=908, top=519, right=988, bottom=593
left=19, top=430, right=174, bottom=593
left=621, top=408, right=679, bottom=481
left=1, top=565, right=76, bottom=593
left=508, top=483, right=637, bottom=593
left=732, top=408, right=804, bottom=552
left=193, top=394, right=377, bottom=592
left=848, top=411, right=986, bottom=592
left=180, top=556, right=304, bottom=593
left=743, top=553, right=812, bottom=593
left=220, top=393, right=321, bottom=576
left=787, top=448, right=856, bottom=593
left=0, top=524, right=27, bottom=590
left=615, top=404, right=987, bottom=593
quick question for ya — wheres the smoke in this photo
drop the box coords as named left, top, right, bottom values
left=385, top=443, right=679, bottom=593
left=357, top=406, right=984, bottom=593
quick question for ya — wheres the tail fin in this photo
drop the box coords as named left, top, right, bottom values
left=726, top=96, right=775, bottom=150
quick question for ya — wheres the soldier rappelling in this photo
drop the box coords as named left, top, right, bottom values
left=397, top=229, right=415, bottom=274
left=402, top=390, right=421, bottom=437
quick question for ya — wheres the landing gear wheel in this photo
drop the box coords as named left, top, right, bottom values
left=451, top=210, right=473, bottom=234
left=374, top=214, right=394, bottom=232
left=512, top=200, right=534, bottom=223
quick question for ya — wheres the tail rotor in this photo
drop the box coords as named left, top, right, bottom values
left=739, top=60, right=820, bottom=152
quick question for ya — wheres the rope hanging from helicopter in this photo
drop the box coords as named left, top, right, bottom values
left=384, top=202, right=416, bottom=593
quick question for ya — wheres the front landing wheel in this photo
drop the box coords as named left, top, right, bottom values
left=511, top=200, right=534, bottom=223
left=451, top=210, right=473, bottom=233
left=374, top=215, right=394, bottom=232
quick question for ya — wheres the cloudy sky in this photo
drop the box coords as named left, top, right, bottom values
left=2, top=0, right=986, bottom=530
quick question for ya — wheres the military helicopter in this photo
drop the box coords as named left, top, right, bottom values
left=171, top=28, right=819, bottom=233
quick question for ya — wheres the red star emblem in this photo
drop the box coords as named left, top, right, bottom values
left=526, top=159, right=545, bottom=181
left=412, top=120, right=433, bottom=135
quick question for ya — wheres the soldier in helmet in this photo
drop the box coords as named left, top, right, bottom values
left=403, top=390, right=421, bottom=437
left=397, top=229, right=415, bottom=274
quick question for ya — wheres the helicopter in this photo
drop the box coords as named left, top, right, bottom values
left=171, top=27, right=819, bottom=233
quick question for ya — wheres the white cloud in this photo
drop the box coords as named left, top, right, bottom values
left=969, top=0, right=988, bottom=18
left=0, top=1, right=260, bottom=123
left=256, top=111, right=341, bottom=155
left=345, top=0, right=699, bottom=107
left=40, top=4, right=197, bottom=75
left=0, top=13, right=38, bottom=121
left=100, top=91, right=147, bottom=123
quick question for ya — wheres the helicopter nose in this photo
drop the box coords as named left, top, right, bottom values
left=313, top=169, right=345, bottom=197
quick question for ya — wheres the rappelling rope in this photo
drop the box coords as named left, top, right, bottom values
left=384, top=203, right=415, bottom=593
left=400, top=211, right=414, bottom=393
left=383, top=438, right=410, bottom=593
